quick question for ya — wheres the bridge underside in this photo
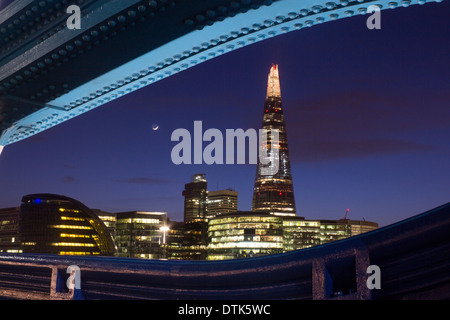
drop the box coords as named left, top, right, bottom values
left=0, top=203, right=449, bottom=300
left=0, top=0, right=444, bottom=150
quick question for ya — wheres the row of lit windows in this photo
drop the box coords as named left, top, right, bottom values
left=209, top=223, right=281, bottom=231
left=60, top=233, right=91, bottom=238
left=60, top=251, right=100, bottom=255
left=51, top=242, right=95, bottom=247
left=210, top=235, right=283, bottom=243
left=208, top=241, right=282, bottom=249
left=283, top=221, right=320, bottom=227
left=59, top=208, right=81, bottom=213
left=209, top=216, right=281, bottom=225
left=116, top=218, right=161, bottom=225
left=61, top=216, right=85, bottom=222
left=50, top=225, right=93, bottom=230
left=99, top=216, right=116, bottom=222
left=209, top=229, right=279, bottom=237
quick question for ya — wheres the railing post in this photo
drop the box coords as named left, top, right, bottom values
left=312, top=258, right=333, bottom=300
left=355, top=245, right=372, bottom=300
left=50, top=266, right=76, bottom=300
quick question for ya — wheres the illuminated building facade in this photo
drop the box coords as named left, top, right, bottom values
left=282, top=217, right=320, bottom=252
left=19, top=194, right=116, bottom=256
left=115, top=211, right=168, bottom=259
left=0, top=207, right=21, bottom=253
left=346, top=219, right=379, bottom=236
left=166, top=221, right=208, bottom=260
left=318, top=220, right=352, bottom=243
left=206, top=189, right=238, bottom=219
left=183, top=174, right=208, bottom=223
left=283, top=218, right=378, bottom=252
left=92, top=209, right=117, bottom=240
left=252, top=65, right=297, bottom=217
left=207, top=211, right=284, bottom=260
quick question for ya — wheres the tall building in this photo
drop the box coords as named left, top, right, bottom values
left=182, top=174, right=208, bottom=223
left=115, top=211, right=168, bottom=259
left=252, top=64, right=297, bottom=217
left=0, top=207, right=21, bottom=253
left=19, top=194, right=116, bottom=256
left=206, top=189, right=238, bottom=219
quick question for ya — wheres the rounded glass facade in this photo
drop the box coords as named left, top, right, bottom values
left=19, top=194, right=116, bottom=256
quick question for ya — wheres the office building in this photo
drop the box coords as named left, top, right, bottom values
left=207, top=211, right=284, bottom=260
left=183, top=174, right=208, bottom=223
left=92, top=209, right=117, bottom=240
left=0, top=207, right=21, bottom=253
left=19, top=194, right=116, bottom=256
left=252, top=65, right=297, bottom=217
left=282, top=216, right=321, bottom=252
left=166, top=221, right=208, bottom=260
left=206, top=189, right=238, bottom=219
left=346, top=219, right=379, bottom=236
left=115, top=211, right=168, bottom=259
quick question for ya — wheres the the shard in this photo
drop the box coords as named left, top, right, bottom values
left=252, top=64, right=297, bottom=216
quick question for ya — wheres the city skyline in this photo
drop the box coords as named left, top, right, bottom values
left=0, top=2, right=449, bottom=228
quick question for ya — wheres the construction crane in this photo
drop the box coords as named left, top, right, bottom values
left=343, top=209, right=350, bottom=223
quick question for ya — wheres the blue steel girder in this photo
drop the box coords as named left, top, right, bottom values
left=0, top=0, right=445, bottom=153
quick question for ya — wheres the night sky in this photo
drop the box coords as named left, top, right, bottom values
left=0, top=1, right=449, bottom=227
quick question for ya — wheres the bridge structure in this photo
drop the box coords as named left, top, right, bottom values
left=0, top=202, right=449, bottom=300
left=0, top=0, right=446, bottom=155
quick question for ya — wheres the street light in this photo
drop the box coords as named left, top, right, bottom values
left=160, top=226, right=170, bottom=259
left=160, top=226, right=170, bottom=244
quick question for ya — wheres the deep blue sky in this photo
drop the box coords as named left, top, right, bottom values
left=0, top=2, right=449, bottom=227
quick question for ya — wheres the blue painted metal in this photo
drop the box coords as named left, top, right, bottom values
left=0, top=0, right=445, bottom=151
left=0, top=203, right=449, bottom=299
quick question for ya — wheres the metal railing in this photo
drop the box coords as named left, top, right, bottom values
left=1, top=203, right=449, bottom=300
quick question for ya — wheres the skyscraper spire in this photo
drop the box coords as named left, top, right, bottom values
left=252, top=64, right=297, bottom=217
left=266, top=64, right=281, bottom=98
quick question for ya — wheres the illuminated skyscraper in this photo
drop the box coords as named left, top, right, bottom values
left=252, top=65, right=297, bottom=216
left=182, top=174, right=208, bottom=223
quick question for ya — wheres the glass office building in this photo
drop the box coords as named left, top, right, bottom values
left=346, top=219, right=378, bottom=236
left=92, top=209, right=117, bottom=239
left=183, top=174, right=208, bottom=223
left=0, top=207, right=21, bottom=253
left=207, top=211, right=283, bottom=260
left=252, top=65, right=297, bottom=217
left=19, top=194, right=116, bottom=256
left=282, top=217, right=321, bottom=252
left=115, top=211, right=168, bottom=259
left=166, top=221, right=208, bottom=260
left=318, top=220, right=352, bottom=243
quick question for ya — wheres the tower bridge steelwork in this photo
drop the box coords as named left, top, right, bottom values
left=0, top=202, right=449, bottom=300
left=0, top=0, right=445, bottom=154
